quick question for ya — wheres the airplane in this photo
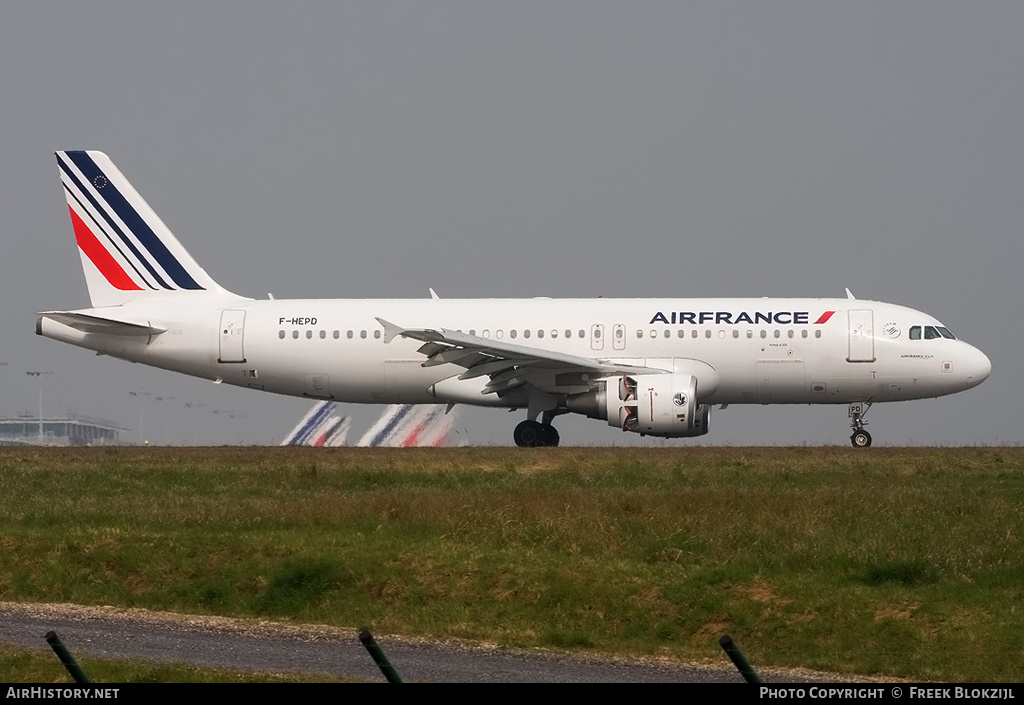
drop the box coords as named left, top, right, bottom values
left=281, top=400, right=456, bottom=447
left=280, top=400, right=351, bottom=447
left=355, top=404, right=457, bottom=447
left=38, top=151, right=992, bottom=448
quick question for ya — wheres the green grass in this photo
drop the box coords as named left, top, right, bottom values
left=1, top=446, right=1023, bottom=681
left=0, top=643, right=352, bottom=682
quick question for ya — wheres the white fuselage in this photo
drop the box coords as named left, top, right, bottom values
left=38, top=295, right=991, bottom=409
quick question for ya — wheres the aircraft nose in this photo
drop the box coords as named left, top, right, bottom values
left=964, top=345, right=992, bottom=390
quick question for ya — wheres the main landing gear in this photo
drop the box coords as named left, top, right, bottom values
left=849, top=402, right=873, bottom=448
left=514, top=410, right=563, bottom=447
left=514, top=420, right=560, bottom=447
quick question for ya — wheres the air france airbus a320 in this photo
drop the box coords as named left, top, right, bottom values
left=38, top=151, right=991, bottom=447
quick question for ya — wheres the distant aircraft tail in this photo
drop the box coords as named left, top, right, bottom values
left=356, top=404, right=457, bottom=447
left=280, top=401, right=352, bottom=447
left=55, top=150, right=232, bottom=307
left=280, top=401, right=337, bottom=446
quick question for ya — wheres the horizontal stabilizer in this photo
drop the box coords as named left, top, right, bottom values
left=37, top=311, right=166, bottom=336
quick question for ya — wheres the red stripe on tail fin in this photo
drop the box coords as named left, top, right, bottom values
left=69, top=206, right=142, bottom=291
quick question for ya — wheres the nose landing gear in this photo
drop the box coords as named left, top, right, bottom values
left=849, top=402, right=873, bottom=448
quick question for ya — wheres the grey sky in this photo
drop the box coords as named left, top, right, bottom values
left=2, top=2, right=1020, bottom=446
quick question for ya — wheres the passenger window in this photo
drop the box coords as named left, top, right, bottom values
left=292, top=330, right=299, bottom=339
left=278, top=330, right=285, bottom=339
left=774, top=330, right=780, bottom=339
left=510, top=330, right=517, bottom=339
left=705, top=330, right=711, bottom=339
left=360, top=330, right=367, bottom=339
left=678, top=329, right=685, bottom=338
left=319, top=330, right=326, bottom=339
left=692, top=330, right=698, bottom=339
left=524, top=330, right=531, bottom=339
left=801, top=330, right=807, bottom=338
left=910, top=326, right=922, bottom=340
left=566, top=330, right=572, bottom=339
left=760, top=330, right=767, bottom=339
left=347, top=330, right=353, bottom=339
left=537, top=330, right=544, bottom=339
left=306, top=330, right=313, bottom=339
left=815, top=330, right=821, bottom=339
left=374, top=330, right=381, bottom=339
left=788, top=330, right=794, bottom=338
left=664, top=330, right=671, bottom=339
left=333, top=330, right=340, bottom=339
left=733, top=330, right=739, bottom=338
left=746, top=330, right=753, bottom=339
left=637, top=330, right=643, bottom=339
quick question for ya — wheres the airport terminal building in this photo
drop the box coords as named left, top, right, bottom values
left=0, top=414, right=124, bottom=446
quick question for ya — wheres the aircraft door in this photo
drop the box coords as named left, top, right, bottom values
left=218, top=310, right=247, bottom=363
left=591, top=324, right=605, bottom=351
left=847, top=309, right=875, bottom=363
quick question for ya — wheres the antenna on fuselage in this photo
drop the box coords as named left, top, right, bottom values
left=845, top=288, right=856, bottom=300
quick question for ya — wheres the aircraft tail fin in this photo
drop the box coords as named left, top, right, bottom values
left=55, top=150, right=233, bottom=307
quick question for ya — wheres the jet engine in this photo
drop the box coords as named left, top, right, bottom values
left=566, top=374, right=710, bottom=438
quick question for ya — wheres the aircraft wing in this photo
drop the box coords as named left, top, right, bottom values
left=377, top=317, right=665, bottom=397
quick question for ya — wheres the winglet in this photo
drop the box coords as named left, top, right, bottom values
left=845, top=288, right=856, bottom=300
left=375, top=317, right=405, bottom=343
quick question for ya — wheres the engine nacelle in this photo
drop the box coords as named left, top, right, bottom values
left=566, top=373, right=710, bottom=438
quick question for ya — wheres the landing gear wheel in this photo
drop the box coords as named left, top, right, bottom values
left=515, top=420, right=560, bottom=447
left=540, top=424, right=560, bottom=447
left=850, top=430, right=872, bottom=448
left=514, top=420, right=544, bottom=447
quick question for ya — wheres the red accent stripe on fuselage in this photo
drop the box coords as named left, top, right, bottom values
left=814, top=311, right=835, bottom=324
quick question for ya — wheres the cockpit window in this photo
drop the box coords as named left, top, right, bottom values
left=910, top=324, right=955, bottom=341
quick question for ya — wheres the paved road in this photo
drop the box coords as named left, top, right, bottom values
left=0, top=602, right=816, bottom=683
